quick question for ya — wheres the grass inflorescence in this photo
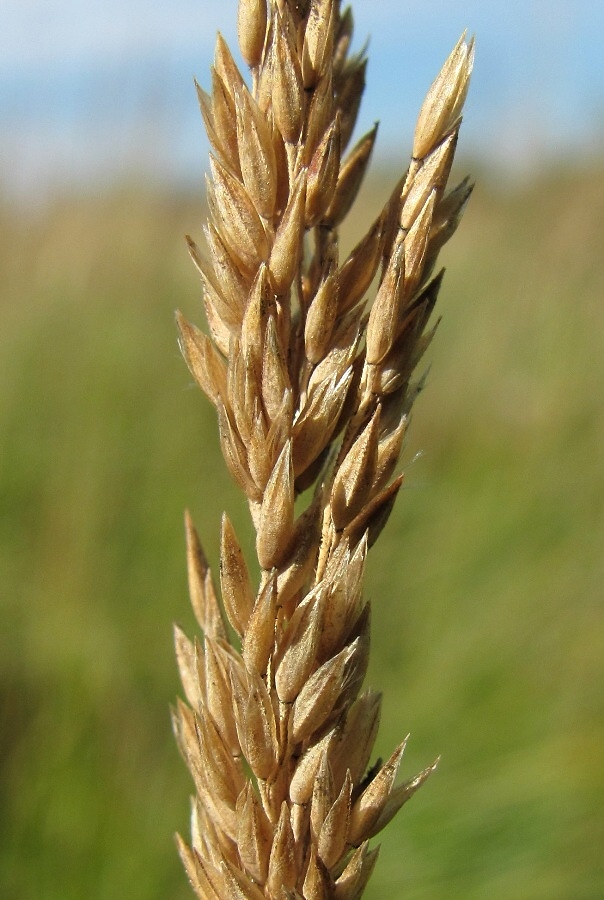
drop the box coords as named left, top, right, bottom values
left=172, top=0, right=473, bottom=896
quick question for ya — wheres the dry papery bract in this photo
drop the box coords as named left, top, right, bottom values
left=174, top=0, right=473, bottom=896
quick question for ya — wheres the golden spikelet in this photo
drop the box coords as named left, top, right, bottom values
left=174, top=0, right=473, bottom=895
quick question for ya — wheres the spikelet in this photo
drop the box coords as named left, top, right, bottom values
left=174, top=0, right=473, bottom=895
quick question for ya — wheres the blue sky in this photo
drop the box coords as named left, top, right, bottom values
left=2, top=0, right=603, bottom=201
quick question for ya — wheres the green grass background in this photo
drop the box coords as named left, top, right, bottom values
left=1, top=162, right=603, bottom=898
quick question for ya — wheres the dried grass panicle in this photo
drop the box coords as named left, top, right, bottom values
left=174, top=1, right=473, bottom=896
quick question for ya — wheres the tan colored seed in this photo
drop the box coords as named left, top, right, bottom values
left=365, top=240, right=405, bottom=366
left=289, top=731, right=335, bottom=805
left=303, top=848, right=329, bottom=899
left=217, top=401, right=258, bottom=499
left=261, top=314, right=292, bottom=424
left=237, top=0, right=268, bottom=69
left=305, top=68, right=335, bottom=163
left=214, top=32, right=247, bottom=102
left=413, top=32, right=474, bottom=159
left=318, top=770, right=353, bottom=869
left=275, top=588, right=324, bottom=703
left=173, top=624, right=201, bottom=711
left=232, top=665, right=279, bottom=781
left=302, top=0, right=335, bottom=88
left=220, top=858, right=266, bottom=899
left=269, top=168, right=307, bottom=294
left=290, top=640, right=358, bottom=744
left=333, top=689, right=382, bottom=788
left=403, top=188, right=436, bottom=301
left=184, top=510, right=226, bottom=640
left=272, top=10, right=305, bottom=143
left=367, top=757, right=439, bottom=839
left=310, top=752, right=335, bottom=844
left=236, top=782, right=273, bottom=884
left=210, top=155, right=269, bottom=272
left=291, top=366, right=353, bottom=476
left=267, top=803, right=297, bottom=894
left=242, top=572, right=277, bottom=676
left=236, top=84, right=278, bottom=219
left=202, top=224, right=249, bottom=322
left=203, top=638, right=240, bottom=757
left=257, top=439, right=295, bottom=569
left=304, top=264, right=339, bottom=364
left=401, top=132, right=457, bottom=231
left=348, top=739, right=408, bottom=846
left=334, top=842, right=380, bottom=899
left=176, top=835, right=222, bottom=900
left=220, top=513, right=254, bottom=636
left=176, top=311, right=227, bottom=407
left=331, top=405, right=380, bottom=529
left=210, top=67, right=241, bottom=176
left=306, top=115, right=341, bottom=226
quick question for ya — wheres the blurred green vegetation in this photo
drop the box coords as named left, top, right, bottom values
left=1, top=163, right=603, bottom=899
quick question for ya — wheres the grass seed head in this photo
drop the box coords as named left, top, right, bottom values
left=175, top=0, right=473, bottom=894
